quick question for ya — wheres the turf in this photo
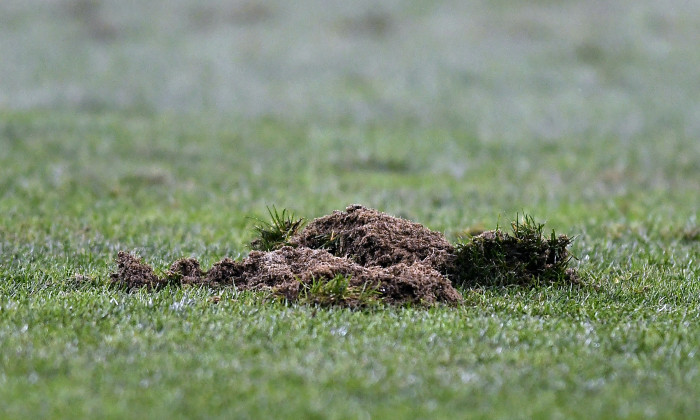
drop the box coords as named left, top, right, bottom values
left=2, top=0, right=700, bottom=419
left=2, top=111, right=699, bottom=420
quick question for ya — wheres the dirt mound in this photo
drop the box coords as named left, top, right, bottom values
left=291, top=204, right=455, bottom=272
left=109, top=205, right=581, bottom=308
left=111, top=246, right=462, bottom=306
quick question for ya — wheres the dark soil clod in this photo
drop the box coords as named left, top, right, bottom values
left=110, top=251, right=168, bottom=290
left=204, top=258, right=244, bottom=286
left=166, top=258, right=203, bottom=284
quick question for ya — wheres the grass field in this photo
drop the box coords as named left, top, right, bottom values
left=2, top=1, right=700, bottom=418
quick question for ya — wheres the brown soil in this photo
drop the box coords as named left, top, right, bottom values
left=110, top=251, right=167, bottom=290
left=291, top=204, right=455, bottom=272
left=112, top=246, right=461, bottom=306
left=110, top=205, right=464, bottom=307
left=236, top=246, right=461, bottom=305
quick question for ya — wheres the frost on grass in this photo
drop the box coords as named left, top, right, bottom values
left=110, top=205, right=581, bottom=308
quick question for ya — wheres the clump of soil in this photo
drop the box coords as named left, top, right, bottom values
left=166, top=258, right=203, bottom=284
left=291, top=204, right=455, bottom=272
left=110, top=251, right=168, bottom=290
left=110, top=205, right=581, bottom=308
left=450, top=216, right=577, bottom=287
left=111, top=246, right=461, bottom=307
left=237, top=246, right=461, bottom=306
left=202, top=258, right=243, bottom=286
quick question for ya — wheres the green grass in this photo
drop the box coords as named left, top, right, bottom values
left=1, top=110, right=699, bottom=420
left=297, top=274, right=381, bottom=308
left=2, top=0, right=700, bottom=418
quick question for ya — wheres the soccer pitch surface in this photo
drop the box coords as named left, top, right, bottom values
left=1, top=1, right=700, bottom=418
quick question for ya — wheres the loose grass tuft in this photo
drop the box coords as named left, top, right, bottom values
left=250, top=206, right=305, bottom=251
left=451, top=214, right=577, bottom=288
left=297, top=274, right=381, bottom=308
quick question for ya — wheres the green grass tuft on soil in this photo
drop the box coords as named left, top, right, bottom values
left=452, top=214, right=576, bottom=288
left=297, top=274, right=381, bottom=308
left=249, top=206, right=306, bottom=251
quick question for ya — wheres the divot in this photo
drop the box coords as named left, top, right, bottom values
left=110, top=205, right=581, bottom=307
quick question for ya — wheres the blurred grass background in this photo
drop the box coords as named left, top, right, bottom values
left=3, top=0, right=700, bottom=133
